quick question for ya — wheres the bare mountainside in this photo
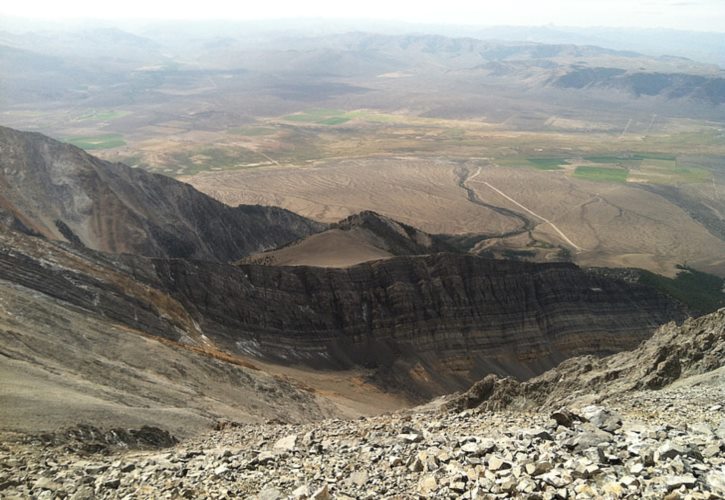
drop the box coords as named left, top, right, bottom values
left=0, top=126, right=323, bottom=261
left=1, top=305, right=722, bottom=498
left=0, top=218, right=684, bottom=408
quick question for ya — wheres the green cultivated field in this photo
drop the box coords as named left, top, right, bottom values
left=76, top=110, right=130, bottom=122
left=284, top=109, right=352, bottom=125
left=526, top=157, right=567, bottom=170
left=574, top=166, right=629, bottom=183
left=228, top=126, right=278, bottom=136
left=66, top=134, right=126, bottom=150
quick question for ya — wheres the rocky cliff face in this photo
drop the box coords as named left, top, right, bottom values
left=0, top=126, right=324, bottom=261
left=0, top=229, right=684, bottom=397
left=446, top=307, right=725, bottom=412
left=141, top=255, right=685, bottom=395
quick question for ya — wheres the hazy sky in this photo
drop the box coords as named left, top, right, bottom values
left=2, top=0, right=724, bottom=32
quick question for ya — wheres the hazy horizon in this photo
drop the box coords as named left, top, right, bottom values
left=1, top=0, right=725, bottom=33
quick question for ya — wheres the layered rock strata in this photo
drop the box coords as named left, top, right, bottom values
left=0, top=228, right=684, bottom=396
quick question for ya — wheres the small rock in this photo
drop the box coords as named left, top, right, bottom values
left=655, top=441, right=689, bottom=463
left=629, top=462, right=645, bottom=475
left=348, top=470, right=368, bottom=487
left=602, top=481, right=624, bottom=496
left=703, top=443, right=722, bottom=458
left=461, top=439, right=495, bottom=456
left=418, top=475, right=437, bottom=494
left=580, top=405, right=622, bottom=433
left=33, top=478, right=61, bottom=491
left=540, top=470, right=570, bottom=488
left=567, top=427, right=612, bottom=451
left=551, top=408, right=580, bottom=428
left=526, top=461, right=553, bottom=476
left=310, top=484, right=331, bottom=500
left=102, top=479, right=121, bottom=490
left=273, top=434, right=297, bottom=451
left=256, top=451, right=276, bottom=465
left=408, top=456, right=424, bottom=472
left=705, top=470, right=725, bottom=494
left=488, top=455, right=510, bottom=471
left=398, top=433, right=423, bottom=443
left=119, top=463, right=135, bottom=473
left=621, top=475, right=639, bottom=488
left=68, top=485, right=95, bottom=500
left=291, top=485, right=310, bottom=500
left=257, top=487, right=283, bottom=500
left=665, top=474, right=697, bottom=491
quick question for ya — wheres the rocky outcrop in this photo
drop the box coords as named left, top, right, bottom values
left=446, top=307, right=725, bottom=411
left=0, top=126, right=324, bottom=261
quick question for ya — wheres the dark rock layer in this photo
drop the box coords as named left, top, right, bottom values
left=137, top=253, right=685, bottom=395
left=0, top=229, right=685, bottom=396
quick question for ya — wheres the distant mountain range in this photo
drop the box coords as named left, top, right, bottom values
left=1, top=28, right=723, bottom=109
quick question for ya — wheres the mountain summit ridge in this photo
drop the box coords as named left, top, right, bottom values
left=0, top=126, right=324, bottom=262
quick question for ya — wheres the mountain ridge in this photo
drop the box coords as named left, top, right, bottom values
left=0, top=126, right=324, bottom=262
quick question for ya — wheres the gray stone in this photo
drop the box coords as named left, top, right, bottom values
left=291, top=485, right=310, bottom=500
left=418, top=475, right=437, bottom=494
left=525, top=461, right=553, bottom=476
left=665, top=474, right=697, bottom=491
left=580, top=405, right=622, bottom=433
left=705, top=470, right=725, bottom=494
left=273, top=434, right=297, bottom=451
left=348, top=470, right=368, bottom=487
left=257, top=487, right=283, bottom=500
left=398, top=433, right=423, bottom=443
left=703, top=443, right=722, bottom=458
left=68, top=485, right=95, bottom=500
left=102, top=479, right=121, bottom=489
left=567, top=427, right=612, bottom=451
left=311, top=484, right=331, bottom=500
left=655, top=441, right=689, bottom=463
left=33, top=478, right=61, bottom=491
left=488, top=455, right=510, bottom=471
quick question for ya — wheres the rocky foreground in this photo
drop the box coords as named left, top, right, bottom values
left=0, top=381, right=723, bottom=499
left=1, top=310, right=723, bottom=500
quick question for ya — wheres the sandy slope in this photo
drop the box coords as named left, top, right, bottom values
left=242, top=228, right=393, bottom=267
left=0, top=279, right=407, bottom=437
